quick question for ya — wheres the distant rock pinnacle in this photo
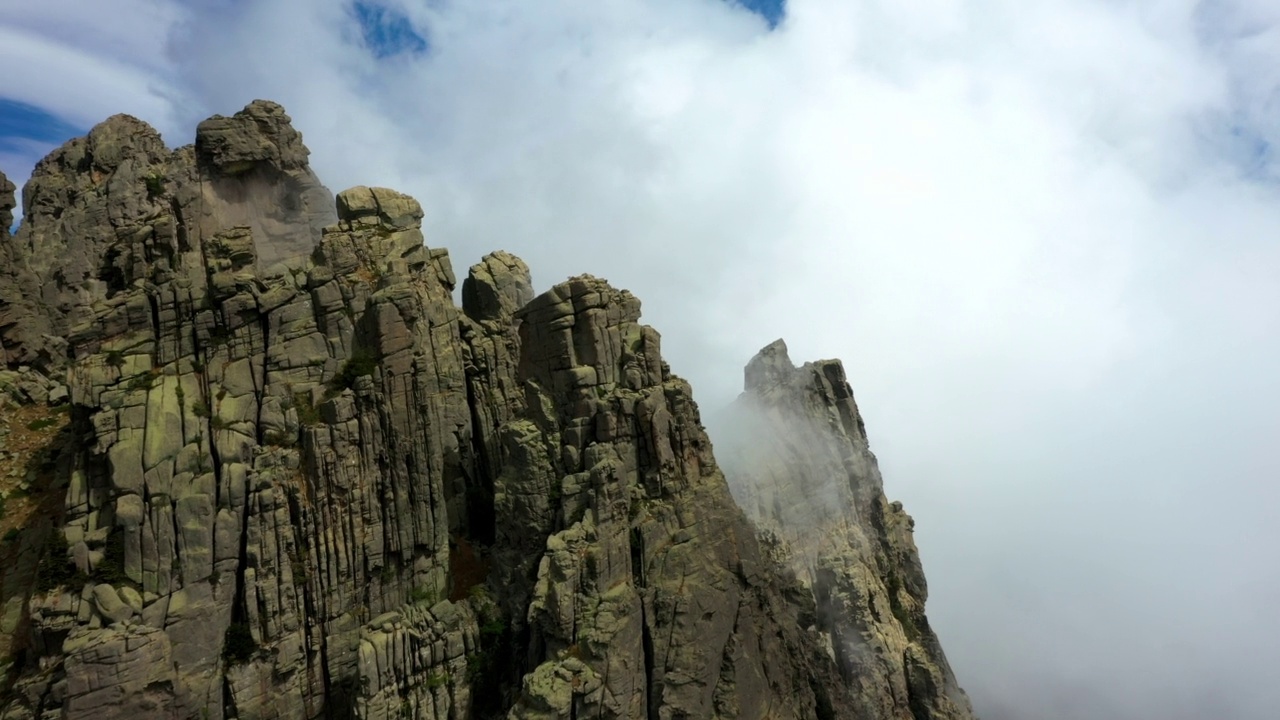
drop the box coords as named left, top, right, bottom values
left=722, top=341, right=977, bottom=719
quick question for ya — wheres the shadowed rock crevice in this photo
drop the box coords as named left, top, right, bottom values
left=0, top=103, right=975, bottom=720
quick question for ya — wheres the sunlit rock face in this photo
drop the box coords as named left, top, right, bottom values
left=0, top=101, right=972, bottom=720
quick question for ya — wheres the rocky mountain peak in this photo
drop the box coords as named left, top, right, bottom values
left=2, top=100, right=336, bottom=376
left=723, top=340, right=975, bottom=719
left=0, top=103, right=974, bottom=720
left=743, top=336, right=795, bottom=391
left=194, top=99, right=312, bottom=176
left=335, top=185, right=425, bottom=231
left=462, top=251, right=534, bottom=323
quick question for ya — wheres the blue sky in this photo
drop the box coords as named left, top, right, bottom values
left=736, top=0, right=784, bottom=27
left=0, top=97, right=83, bottom=154
left=351, top=1, right=428, bottom=57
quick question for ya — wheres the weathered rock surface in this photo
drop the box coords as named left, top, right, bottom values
left=721, top=339, right=977, bottom=720
left=1, top=103, right=473, bottom=720
left=0, top=103, right=974, bottom=719
left=0, top=172, right=13, bottom=233
left=0, top=171, right=55, bottom=369
left=491, top=276, right=857, bottom=720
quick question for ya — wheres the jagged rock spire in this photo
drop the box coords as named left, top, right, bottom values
left=195, top=99, right=313, bottom=175
left=723, top=339, right=977, bottom=720
left=744, top=337, right=795, bottom=391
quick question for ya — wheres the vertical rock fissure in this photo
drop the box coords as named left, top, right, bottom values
left=147, top=294, right=161, bottom=347
left=630, top=526, right=659, bottom=720
left=463, top=374, right=497, bottom=546
left=640, top=604, right=658, bottom=720
left=169, top=195, right=189, bottom=254
left=169, top=493, right=183, bottom=585
left=254, top=308, right=269, bottom=446
left=221, top=670, right=238, bottom=719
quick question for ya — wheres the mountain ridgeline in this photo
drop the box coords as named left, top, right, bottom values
left=0, top=101, right=974, bottom=720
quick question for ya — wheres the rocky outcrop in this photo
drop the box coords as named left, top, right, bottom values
left=0, top=102, right=973, bottom=719
left=0, top=103, right=475, bottom=720
left=720, top=339, right=976, bottom=720
left=0, top=171, right=55, bottom=369
left=7, top=99, right=333, bottom=376
left=484, top=277, right=855, bottom=720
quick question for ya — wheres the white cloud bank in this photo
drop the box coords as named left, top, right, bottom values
left=4, top=1, right=1280, bottom=717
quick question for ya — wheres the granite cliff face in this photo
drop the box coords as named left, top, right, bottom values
left=720, top=340, right=975, bottom=720
left=0, top=102, right=974, bottom=719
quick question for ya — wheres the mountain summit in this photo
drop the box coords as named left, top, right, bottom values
left=0, top=102, right=974, bottom=720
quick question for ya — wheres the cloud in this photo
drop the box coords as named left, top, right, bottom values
left=0, top=1, right=180, bottom=128
left=0, top=0, right=185, bottom=219
left=5, top=1, right=1280, bottom=717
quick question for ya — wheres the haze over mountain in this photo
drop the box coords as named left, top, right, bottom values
left=3, top=2, right=1280, bottom=719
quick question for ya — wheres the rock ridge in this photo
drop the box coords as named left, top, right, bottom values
left=0, top=103, right=974, bottom=719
